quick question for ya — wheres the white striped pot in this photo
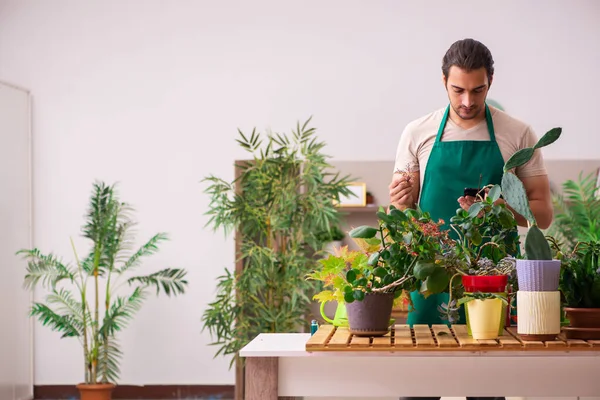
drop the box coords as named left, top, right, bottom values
left=517, top=290, right=561, bottom=341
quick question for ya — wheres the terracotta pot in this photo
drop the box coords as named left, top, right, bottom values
left=345, top=292, right=394, bottom=337
left=76, top=383, right=116, bottom=400
left=563, top=307, right=600, bottom=339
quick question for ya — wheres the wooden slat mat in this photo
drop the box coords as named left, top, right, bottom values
left=306, top=324, right=600, bottom=352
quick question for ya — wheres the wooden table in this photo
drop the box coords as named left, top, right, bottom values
left=239, top=324, right=600, bottom=399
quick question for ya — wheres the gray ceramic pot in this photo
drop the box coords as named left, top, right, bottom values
left=516, top=259, right=561, bottom=291
left=345, top=291, right=394, bottom=337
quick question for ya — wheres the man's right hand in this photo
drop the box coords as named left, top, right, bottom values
left=389, top=173, right=417, bottom=210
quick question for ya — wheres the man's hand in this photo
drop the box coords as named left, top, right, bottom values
left=456, top=176, right=553, bottom=229
left=389, top=171, right=419, bottom=210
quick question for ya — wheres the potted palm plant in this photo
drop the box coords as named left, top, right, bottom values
left=17, top=181, right=188, bottom=400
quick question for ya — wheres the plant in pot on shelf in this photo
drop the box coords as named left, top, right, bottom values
left=438, top=185, right=520, bottom=337
left=316, top=224, right=346, bottom=255
left=308, top=205, right=451, bottom=336
left=499, top=127, right=563, bottom=341
left=558, top=240, right=600, bottom=339
left=17, top=182, right=188, bottom=400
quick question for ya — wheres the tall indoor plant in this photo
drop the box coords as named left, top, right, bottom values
left=17, top=182, right=188, bottom=400
left=500, top=127, right=563, bottom=340
left=200, top=119, right=354, bottom=376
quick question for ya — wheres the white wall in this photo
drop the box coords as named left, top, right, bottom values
left=0, top=81, right=33, bottom=399
left=0, top=0, right=599, bottom=386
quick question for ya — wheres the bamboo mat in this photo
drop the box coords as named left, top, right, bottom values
left=305, top=324, right=600, bottom=352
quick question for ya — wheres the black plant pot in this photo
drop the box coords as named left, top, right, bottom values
left=345, top=292, right=394, bottom=337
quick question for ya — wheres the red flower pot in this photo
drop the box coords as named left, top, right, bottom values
left=462, top=275, right=508, bottom=293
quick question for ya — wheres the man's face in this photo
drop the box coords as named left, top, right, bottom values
left=444, top=66, right=492, bottom=120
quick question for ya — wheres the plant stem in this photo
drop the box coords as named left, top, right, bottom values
left=71, top=237, right=90, bottom=384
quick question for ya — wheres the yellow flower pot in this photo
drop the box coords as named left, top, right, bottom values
left=466, top=298, right=503, bottom=340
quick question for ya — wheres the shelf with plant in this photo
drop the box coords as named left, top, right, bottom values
left=307, top=205, right=452, bottom=336
left=17, top=182, right=188, bottom=400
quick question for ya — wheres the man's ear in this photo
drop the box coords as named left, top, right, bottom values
left=488, top=75, right=493, bottom=90
left=442, top=74, right=447, bottom=88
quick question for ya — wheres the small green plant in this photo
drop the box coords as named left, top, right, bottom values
left=315, top=225, right=345, bottom=242
left=450, top=184, right=519, bottom=270
left=17, top=182, right=188, bottom=384
left=559, top=240, right=600, bottom=308
left=458, top=291, right=510, bottom=307
left=500, top=127, right=562, bottom=260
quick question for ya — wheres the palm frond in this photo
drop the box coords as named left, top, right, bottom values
left=97, top=339, right=123, bottom=384
left=100, top=287, right=146, bottom=337
left=46, top=288, right=88, bottom=334
left=548, top=172, right=600, bottom=250
left=18, top=249, right=76, bottom=290
left=118, top=233, right=169, bottom=273
left=30, top=303, right=81, bottom=338
left=127, top=268, right=188, bottom=296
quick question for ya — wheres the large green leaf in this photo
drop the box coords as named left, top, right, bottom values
left=525, top=225, right=552, bottom=260
left=421, top=267, right=450, bottom=294
left=349, top=226, right=379, bottom=239
left=504, top=148, right=535, bottom=172
left=534, top=127, right=562, bottom=150
left=501, top=172, right=536, bottom=224
left=413, top=261, right=436, bottom=280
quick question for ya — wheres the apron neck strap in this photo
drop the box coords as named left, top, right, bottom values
left=435, top=103, right=496, bottom=143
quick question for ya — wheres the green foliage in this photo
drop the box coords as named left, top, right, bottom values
left=200, top=118, right=355, bottom=368
left=17, top=182, right=187, bottom=384
left=314, top=225, right=345, bottom=242
left=500, top=127, right=562, bottom=260
left=559, top=241, right=600, bottom=308
left=547, top=172, right=600, bottom=251
left=457, top=291, right=509, bottom=306
left=449, top=184, right=519, bottom=269
left=350, top=206, right=452, bottom=297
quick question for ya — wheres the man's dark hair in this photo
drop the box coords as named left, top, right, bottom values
left=442, top=39, right=494, bottom=82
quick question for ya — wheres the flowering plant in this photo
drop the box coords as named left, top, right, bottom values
left=307, top=206, right=453, bottom=304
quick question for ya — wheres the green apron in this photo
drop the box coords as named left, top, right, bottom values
left=407, top=104, right=505, bottom=326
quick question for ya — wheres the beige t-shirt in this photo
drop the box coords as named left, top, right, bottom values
left=393, top=106, right=547, bottom=191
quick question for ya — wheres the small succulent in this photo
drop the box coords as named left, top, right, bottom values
left=438, top=299, right=460, bottom=324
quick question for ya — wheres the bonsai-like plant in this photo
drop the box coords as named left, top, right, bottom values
left=17, top=182, right=188, bottom=385
left=201, top=118, right=355, bottom=367
left=317, top=205, right=451, bottom=303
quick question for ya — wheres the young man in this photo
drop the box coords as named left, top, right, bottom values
left=390, top=38, right=554, bottom=400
